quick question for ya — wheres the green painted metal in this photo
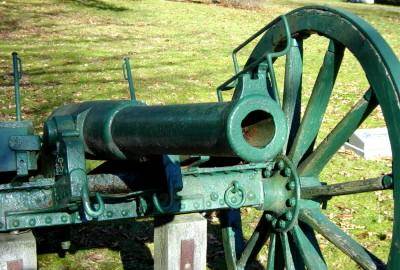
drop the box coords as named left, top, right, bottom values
left=46, top=94, right=286, bottom=162
left=0, top=5, right=399, bottom=270
left=122, top=57, right=136, bottom=101
left=219, top=5, right=399, bottom=270
left=11, top=52, right=22, bottom=121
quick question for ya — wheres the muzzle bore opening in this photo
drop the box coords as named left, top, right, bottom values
left=241, top=110, right=275, bottom=149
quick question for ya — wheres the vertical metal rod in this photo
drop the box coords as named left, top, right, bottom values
left=12, top=52, right=22, bottom=121
left=123, top=57, right=136, bottom=101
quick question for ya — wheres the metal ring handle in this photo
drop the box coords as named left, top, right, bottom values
left=224, top=181, right=246, bottom=209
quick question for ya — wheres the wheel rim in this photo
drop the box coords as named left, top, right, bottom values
left=220, top=6, right=400, bottom=270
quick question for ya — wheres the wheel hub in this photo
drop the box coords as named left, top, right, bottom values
left=262, top=155, right=301, bottom=232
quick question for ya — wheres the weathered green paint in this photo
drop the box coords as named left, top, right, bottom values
left=219, top=5, right=399, bottom=270
left=11, top=52, right=22, bottom=121
left=288, top=40, right=344, bottom=166
left=0, top=5, right=399, bottom=270
left=122, top=57, right=136, bottom=101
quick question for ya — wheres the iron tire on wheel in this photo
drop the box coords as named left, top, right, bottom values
left=220, top=6, right=400, bottom=270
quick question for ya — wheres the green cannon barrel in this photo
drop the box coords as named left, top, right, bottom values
left=45, top=97, right=287, bottom=162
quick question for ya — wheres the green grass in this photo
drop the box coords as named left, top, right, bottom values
left=0, top=0, right=399, bottom=269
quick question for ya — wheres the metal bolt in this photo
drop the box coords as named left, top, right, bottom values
left=265, top=213, right=274, bottom=221
left=12, top=220, right=19, bottom=227
left=61, top=241, right=71, bottom=250
left=247, top=192, right=255, bottom=201
left=284, top=211, right=293, bottom=221
left=262, top=169, right=272, bottom=178
left=271, top=218, right=278, bottom=228
left=278, top=220, right=286, bottom=229
left=210, top=192, right=219, bottom=201
left=121, top=210, right=128, bottom=216
left=382, top=175, right=393, bottom=188
left=286, top=181, right=295, bottom=191
left=277, top=160, right=285, bottom=170
left=29, top=219, right=36, bottom=226
left=61, top=215, right=68, bottom=223
left=286, top=198, right=296, bottom=207
left=284, top=167, right=292, bottom=177
left=45, top=216, right=52, bottom=224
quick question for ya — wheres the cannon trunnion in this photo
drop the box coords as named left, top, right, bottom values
left=1, top=5, right=399, bottom=270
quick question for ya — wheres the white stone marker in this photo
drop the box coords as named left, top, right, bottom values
left=344, top=128, right=392, bottom=160
left=154, top=213, right=207, bottom=270
left=0, top=231, right=37, bottom=270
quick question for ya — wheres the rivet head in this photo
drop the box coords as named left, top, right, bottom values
left=286, top=198, right=296, bottom=207
left=262, top=169, right=272, bottom=178
left=121, top=210, right=128, bottom=216
left=12, top=220, right=20, bottom=227
left=284, top=211, right=293, bottom=221
left=286, top=181, right=295, bottom=191
left=278, top=220, right=286, bottom=228
left=106, top=211, right=113, bottom=218
left=219, top=199, right=225, bottom=206
left=247, top=192, right=255, bottom=201
left=277, top=160, right=285, bottom=170
left=210, top=192, right=219, bottom=201
left=61, top=215, right=68, bottom=223
left=284, top=167, right=292, bottom=177
left=29, top=219, right=36, bottom=226
left=265, top=213, right=274, bottom=221
left=206, top=201, right=211, bottom=207
left=193, top=202, right=200, bottom=209
left=45, top=216, right=52, bottom=224
left=230, top=197, right=238, bottom=204
left=271, top=218, right=278, bottom=228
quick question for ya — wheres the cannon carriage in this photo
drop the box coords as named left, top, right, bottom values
left=1, top=5, right=399, bottom=269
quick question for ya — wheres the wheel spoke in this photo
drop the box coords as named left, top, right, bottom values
left=283, top=38, right=303, bottom=154
left=288, top=40, right=344, bottom=166
left=266, top=233, right=277, bottom=270
left=220, top=210, right=245, bottom=270
left=301, top=175, right=393, bottom=199
left=299, top=89, right=378, bottom=176
left=291, top=225, right=327, bottom=270
left=280, top=232, right=296, bottom=270
left=299, top=207, right=386, bottom=270
left=237, top=216, right=272, bottom=267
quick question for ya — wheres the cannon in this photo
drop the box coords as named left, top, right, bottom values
left=1, top=5, right=399, bottom=269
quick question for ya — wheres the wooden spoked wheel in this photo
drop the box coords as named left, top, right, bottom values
left=220, top=6, right=400, bottom=270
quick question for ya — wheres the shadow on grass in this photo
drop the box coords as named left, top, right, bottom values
left=68, top=0, right=130, bottom=12
left=34, top=215, right=264, bottom=270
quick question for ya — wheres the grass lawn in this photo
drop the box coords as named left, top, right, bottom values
left=0, top=0, right=399, bottom=269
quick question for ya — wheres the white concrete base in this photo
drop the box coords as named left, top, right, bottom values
left=154, top=213, right=207, bottom=270
left=0, top=231, right=37, bottom=270
left=344, top=128, right=392, bottom=160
